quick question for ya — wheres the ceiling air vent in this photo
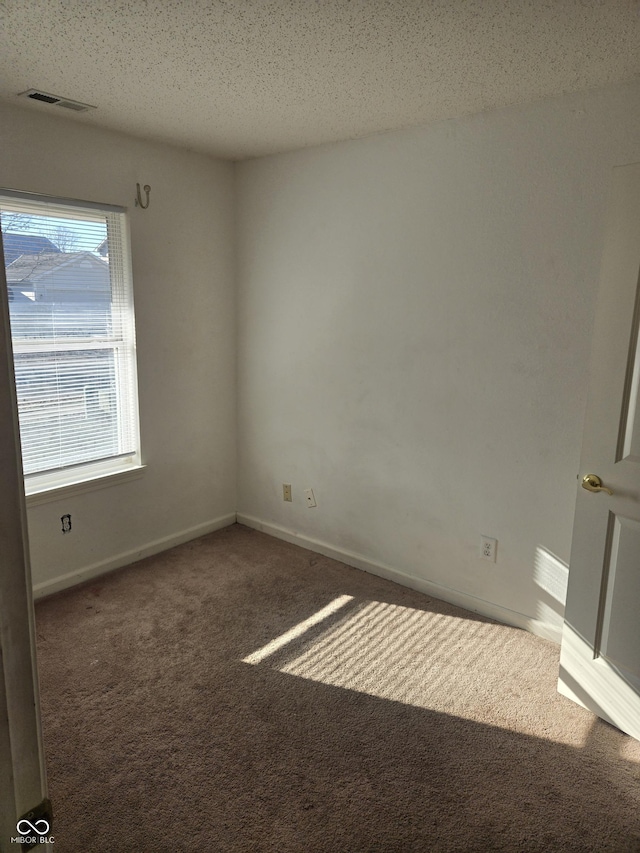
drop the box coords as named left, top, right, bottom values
left=18, top=89, right=96, bottom=113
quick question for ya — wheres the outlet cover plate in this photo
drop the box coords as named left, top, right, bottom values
left=480, top=536, right=497, bottom=562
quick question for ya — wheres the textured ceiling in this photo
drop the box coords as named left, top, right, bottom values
left=1, top=0, right=639, bottom=161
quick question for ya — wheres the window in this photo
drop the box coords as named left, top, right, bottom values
left=0, top=190, right=141, bottom=497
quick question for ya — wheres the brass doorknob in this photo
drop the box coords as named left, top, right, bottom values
left=582, top=474, right=613, bottom=496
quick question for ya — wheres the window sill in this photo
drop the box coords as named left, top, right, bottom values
left=25, top=464, right=146, bottom=508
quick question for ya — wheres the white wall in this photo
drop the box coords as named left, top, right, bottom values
left=4, top=80, right=640, bottom=636
left=0, top=103, right=237, bottom=594
left=236, top=79, right=640, bottom=640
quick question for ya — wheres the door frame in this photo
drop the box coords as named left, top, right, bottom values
left=0, top=229, right=48, bottom=848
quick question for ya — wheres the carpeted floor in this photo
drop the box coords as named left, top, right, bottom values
left=34, top=524, right=640, bottom=852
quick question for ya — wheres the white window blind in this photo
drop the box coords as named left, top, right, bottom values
left=1, top=191, right=140, bottom=485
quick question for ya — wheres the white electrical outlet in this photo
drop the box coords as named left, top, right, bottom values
left=283, top=484, right=292, bottom=502
left=304, top=488, right=317, bottom=507
left=480, top=536, right=497, bottom=562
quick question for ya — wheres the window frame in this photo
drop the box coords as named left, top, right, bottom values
left=0, top=189, right=143, bottom=503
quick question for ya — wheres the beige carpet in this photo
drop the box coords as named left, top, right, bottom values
left=34, top=524, right=640, bottom=852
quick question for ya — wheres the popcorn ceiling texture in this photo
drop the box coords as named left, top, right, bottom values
left=1, top=0, right=639, bottom=160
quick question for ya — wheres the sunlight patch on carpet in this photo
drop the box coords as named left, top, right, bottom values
left=240, top=596, right=583, bottom=741
left=242, top=594, right=354, bottom=664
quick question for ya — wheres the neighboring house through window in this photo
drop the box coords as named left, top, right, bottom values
left=0, top=190, right=141, bottom=497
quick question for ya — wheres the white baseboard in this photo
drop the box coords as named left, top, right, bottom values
left=237, top=513, right=563, bottom=645
left=33, top=513, right=237, bottom=600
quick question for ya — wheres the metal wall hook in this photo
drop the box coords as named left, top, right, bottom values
left=135, top=183, right=151, bottom=209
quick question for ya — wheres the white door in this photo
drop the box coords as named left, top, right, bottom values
left=558, top=162, right=640, bottom=741
left=0, top=232, right=50, bottom=845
